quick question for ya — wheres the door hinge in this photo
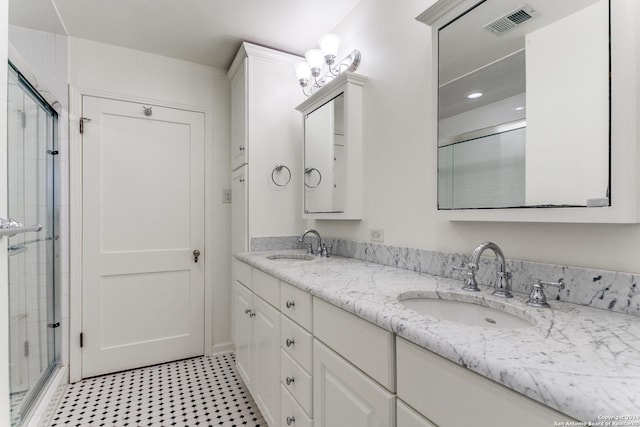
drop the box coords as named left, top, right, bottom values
left=24, top=340, right=29, bottom=357
left=80, top=332, right=84, bottom=348
left=21, top=111, right=26, bottom=129
left=79, top=117, right=92, bottom=134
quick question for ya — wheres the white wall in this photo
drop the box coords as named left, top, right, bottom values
left=307, top=0, right=640, bottom=274
left=68, top=38, right=233, bottom=353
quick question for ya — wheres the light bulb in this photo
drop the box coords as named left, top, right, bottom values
left=319, top=34, right=340, bottom=58
left=305, top=49, right=324, bottom=74
left=295, top=62, right=311, bottom=83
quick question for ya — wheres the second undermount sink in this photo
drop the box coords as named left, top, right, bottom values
left=399, top=297, right=534, bottom=329
left=266, top=253, right=315, bottom=261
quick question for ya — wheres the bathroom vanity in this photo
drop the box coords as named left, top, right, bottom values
left=232, top=251, right=639, bottom=426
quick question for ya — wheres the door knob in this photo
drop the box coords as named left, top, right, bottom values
left=193, top=249, right=201, bottom=263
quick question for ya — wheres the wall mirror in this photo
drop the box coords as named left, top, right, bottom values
left=436, top=0, right=610, bottom=210
left=296, top=72, right=366, bottom=220
left=303, top=93, right=345, bottom=213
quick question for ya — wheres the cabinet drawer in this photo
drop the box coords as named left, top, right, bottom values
left=313, top=298, right=395, bottom=391
left=397, top=400, right=436, bottom=427
left=281, top=315, right=313, bottom=373
left=396, top=338, right=572, bottom=427
left=233, top=259, right=252, bottom=289
left=281, top=385, right=314, bottom=427
left=253, top=268, right=280, bottom=307
left=281, top=281, right=313, bottom=331
left=281, top=349, right=313, bottom=416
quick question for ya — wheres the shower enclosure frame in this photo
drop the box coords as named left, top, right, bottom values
left=7, top=61, right=61, bottom=426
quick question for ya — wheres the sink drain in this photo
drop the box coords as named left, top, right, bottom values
left=484, top=317, right=497, bottom=324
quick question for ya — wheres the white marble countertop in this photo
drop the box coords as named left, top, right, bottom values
left=235, top=250, right=640, bottom=423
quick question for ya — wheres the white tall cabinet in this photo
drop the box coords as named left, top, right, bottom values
left=228, top=43, right=306, bottom=254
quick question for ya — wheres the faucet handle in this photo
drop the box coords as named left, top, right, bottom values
left=305, top=243, right=314, bottom=255
left=526, top=279, right=564, bottom=308
left=452, top=263, right=480, bottom=292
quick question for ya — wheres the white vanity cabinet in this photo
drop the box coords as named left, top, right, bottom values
left=396, top=338, right=571, bottom=427
left=233, top=263, right=281, bottom=426
left=228, top=43, right=306, bottom=253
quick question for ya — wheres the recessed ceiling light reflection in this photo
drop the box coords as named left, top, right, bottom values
left=513, top=106, right=525, bottom=111
left=466, top=91, right=483, bottom=99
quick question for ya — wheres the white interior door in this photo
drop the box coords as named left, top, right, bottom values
left=81, top=96, right=205, bottom=378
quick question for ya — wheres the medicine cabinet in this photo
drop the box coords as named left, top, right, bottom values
left=418, top=0, right=640, bottom=223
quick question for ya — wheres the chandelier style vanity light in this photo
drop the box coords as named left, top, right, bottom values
left=295, top=34, right=361, bottom=96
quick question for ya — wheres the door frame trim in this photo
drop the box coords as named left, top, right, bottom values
left=69, top=86, right=215, bottom=382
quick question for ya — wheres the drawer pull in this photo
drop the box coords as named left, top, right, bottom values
left=286, top=300, right=295, bottom=309
left=285, top=376, right=295, bottom=385
left=286, top=416, right=296, bottom=425
left=285, top=338, right=295, bottom=347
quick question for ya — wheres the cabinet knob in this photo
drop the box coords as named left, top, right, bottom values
left=285, top=376, right=295, bottom=385
left=249, top=310, right=256, bottom=318
left=239, top=145, right=245, bottom=151
left=285, top=300, right=295, bottom=309
left=244, top=308, right=251, bottom=315
left=286, top=416, right=296, bottom=425
left=285, top=338, right=295, bottom=347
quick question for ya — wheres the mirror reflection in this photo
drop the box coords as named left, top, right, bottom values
left=438, top=0, right=610, bottom=209
left=304, top=93, right=345, bottom=213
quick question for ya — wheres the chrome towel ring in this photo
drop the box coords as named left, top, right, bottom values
left=304, top=167, right=322, bottom=188
left=272, top=164, right=292, bottom=187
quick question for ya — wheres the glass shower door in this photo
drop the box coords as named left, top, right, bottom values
left=7, top=64, right=59, bottom=426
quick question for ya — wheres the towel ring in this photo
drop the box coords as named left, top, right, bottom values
left=272, top=164, right=292, bottom=187
left=304, top=167, right=322, bottom=188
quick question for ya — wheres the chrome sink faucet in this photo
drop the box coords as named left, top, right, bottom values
left=298, top=229, right=322, bottom=255
left=457, top=242, right=513, bottom=298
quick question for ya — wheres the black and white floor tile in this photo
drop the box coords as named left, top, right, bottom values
left=49, top=353, right=265, bottom=426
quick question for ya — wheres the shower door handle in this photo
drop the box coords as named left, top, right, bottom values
left=0, top=218, right=42, bottom=237
left=193, top=249, right=201, bottom=263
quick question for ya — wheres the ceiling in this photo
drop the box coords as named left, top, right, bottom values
left=8, top=0, right=361, bottom=70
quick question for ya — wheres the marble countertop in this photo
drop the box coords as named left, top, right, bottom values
left=235, top=250, right=640, bottom=422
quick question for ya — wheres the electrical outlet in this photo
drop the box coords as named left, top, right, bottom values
left=370, top=228, right=384, bottom=242
left=222, top=189, right=232, bottom=204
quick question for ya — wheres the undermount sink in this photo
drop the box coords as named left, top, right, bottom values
left=399, top=297, right=533, bottom=329
left=266, top=253, right=315, bottom=261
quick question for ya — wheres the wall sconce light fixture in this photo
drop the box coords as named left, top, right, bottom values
left=295, top=34, right=361, bottom=96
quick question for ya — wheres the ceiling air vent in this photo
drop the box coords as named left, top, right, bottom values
left=484, top=4, right=536, bottom=35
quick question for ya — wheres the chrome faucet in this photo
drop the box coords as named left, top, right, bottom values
left=458, top=242, right=513, bottom=298
left=298, top=229, right=322, bottom=256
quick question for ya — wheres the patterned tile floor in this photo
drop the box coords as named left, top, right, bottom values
left=49, top=353, right=265, bottom=426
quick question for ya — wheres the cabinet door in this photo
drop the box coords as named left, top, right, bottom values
left=253, top=297, right=281, bottom=426
left=314, top=339, right=395, bottom=427
left=397, top=400, right=436, bottom=427
left=235, top=282, right=253, bottom=388
left=231, top=165, right=248, bottom=254
left=231, top=59, right=248, bottom=170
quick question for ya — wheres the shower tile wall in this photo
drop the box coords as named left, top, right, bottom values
left=10, top=25, right=70, bottom=366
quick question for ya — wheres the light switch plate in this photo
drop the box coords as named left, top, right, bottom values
left=222, top=189, right=232, bottom=204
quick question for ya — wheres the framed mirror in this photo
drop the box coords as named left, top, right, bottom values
left=436, top=0, right=610, bottom=210
left=296, top=72, right=366, bottom=220
left=303, top=93, right=345, bottom=213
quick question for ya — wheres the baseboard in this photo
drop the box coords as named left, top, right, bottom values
left=211, top=341, right=234, bottom=355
